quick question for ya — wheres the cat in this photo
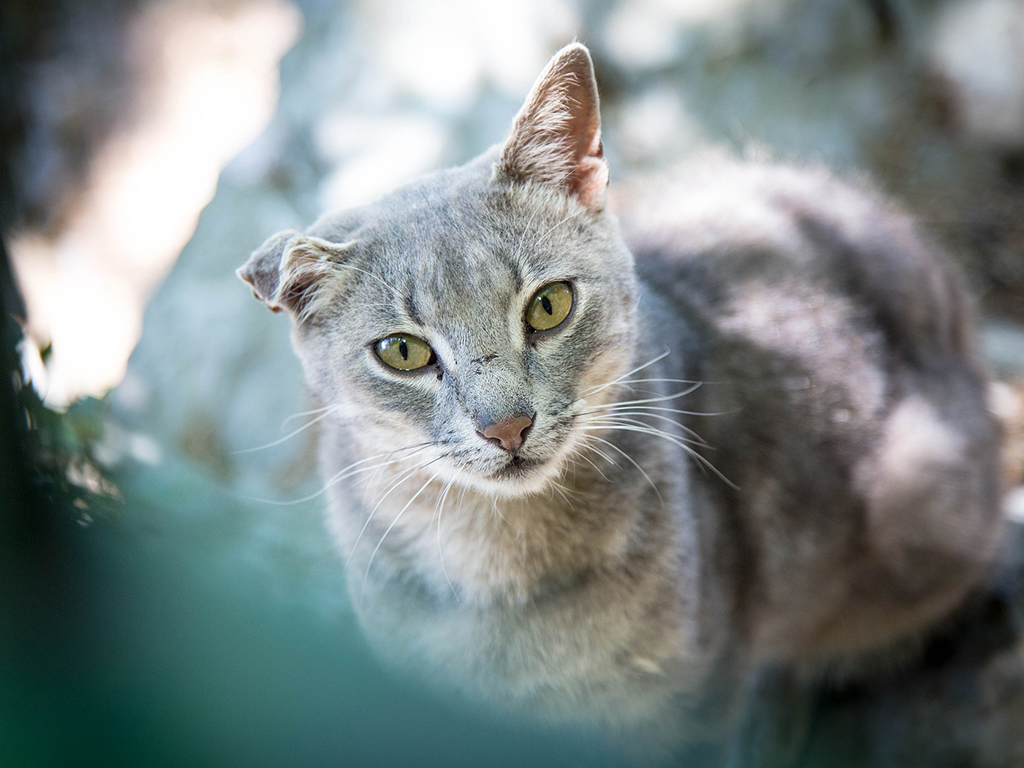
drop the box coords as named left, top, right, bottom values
left=238, top=43, right=1004, bottom=761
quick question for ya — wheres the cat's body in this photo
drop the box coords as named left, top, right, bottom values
left=240, top=45, right=1003, bottom=758
left=621, top=159, right=1002, bottom=666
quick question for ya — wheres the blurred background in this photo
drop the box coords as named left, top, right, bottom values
left=2, top=0, right=1024, bottom=765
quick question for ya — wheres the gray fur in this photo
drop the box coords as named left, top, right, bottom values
left=238, top=43, right=1003, bottom=758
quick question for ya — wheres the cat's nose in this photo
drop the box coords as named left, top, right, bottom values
left=479, top=415, right=534, bottom=452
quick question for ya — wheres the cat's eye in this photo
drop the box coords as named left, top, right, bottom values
left=526, top=282, right=573, bottom=332
left=375, top=334, right=436, bottom=371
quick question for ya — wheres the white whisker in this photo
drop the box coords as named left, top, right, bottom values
left=583, top=418, right=702, bottom=447
left=435, top=479, right=460, bottom=600
left=585, top=411, right=711, bottom=447
left=571, top=439, right=615, bottom=480
left=490, top=495, right=520, bottom=534
left=585, top=403, right=726, bottom=419
left=242, top=443, right=430, bottom=506
left=580, top=421, right=738, bottom=490
left=590, top=383, right=704, bottom=410
left=581, top=350, right=671, bottom=396
left=511, top=200, right=545, bottom=264
left=363, top=471, right=442, bottom=590
left=604, top=378, right=706, bottom=398
left=535, top=207, right=586, bottom=248
left=345, top=453, right=442, bottom=567
left=579, top=432, right=664, bottom=503
left=234, top=404, right=341, bottom=454
left=322, top=442, right=430, bottom=492
left=279, top=402, right=337, bottom=428
left=333, top=261, right=403, bottom=299
left=549, top=479, right=577, bottom=510
left=574, top=433, right=619, bottom=467
left=617, top=377, right=702, bottom=387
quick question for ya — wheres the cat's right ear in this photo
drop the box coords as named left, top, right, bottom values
left=237, top=230, right=352, bottom=319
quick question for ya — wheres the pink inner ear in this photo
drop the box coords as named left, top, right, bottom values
left=574, top=157, right=609, bottom=209
left=572, top=139, right=608, bottom=210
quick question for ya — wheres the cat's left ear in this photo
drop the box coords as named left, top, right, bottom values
left=495, top=42, right=608, bottom=211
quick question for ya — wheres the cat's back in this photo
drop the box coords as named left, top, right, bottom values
left=616, top=156, right=1003, bottom=665
left=616, top=155, right=972, bottom=362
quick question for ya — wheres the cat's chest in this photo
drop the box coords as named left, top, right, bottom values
left=325, top=435, right=665, bottom=603
left=327, top=476, right=708, bottom=726
left=320, top=419, right=715, bottom=723
left=352, top=549, right=704, bottom=728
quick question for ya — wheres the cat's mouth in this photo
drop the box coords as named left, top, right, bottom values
left=489, top=454, right=542, bottom=480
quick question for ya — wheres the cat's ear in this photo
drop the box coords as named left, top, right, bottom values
left=496, top=42, right=608, bottom=211
left=238, top=230, right=353, bottom=319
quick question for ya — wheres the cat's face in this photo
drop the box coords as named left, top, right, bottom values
left=297, top=166, right=635, bottom=497
left=240, top=44, right=634, bottom=497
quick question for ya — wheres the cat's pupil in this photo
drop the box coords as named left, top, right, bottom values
left=399, top=340, right=409, bottom=360
left=541, top=295, right=553, bottom=315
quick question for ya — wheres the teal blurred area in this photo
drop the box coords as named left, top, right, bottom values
left=0, top=439, right=617, bottom=767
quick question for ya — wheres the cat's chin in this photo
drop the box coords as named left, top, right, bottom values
left=458, top=455, right=566, bottom=499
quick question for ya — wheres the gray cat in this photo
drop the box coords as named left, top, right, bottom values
left=239, top=44, right=1003, bottom=761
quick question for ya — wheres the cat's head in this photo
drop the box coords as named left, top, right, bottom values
left=239, top=43, right=637, bottom=497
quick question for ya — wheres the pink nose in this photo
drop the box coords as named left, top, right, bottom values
left=479, top=415, right=534, bottom=452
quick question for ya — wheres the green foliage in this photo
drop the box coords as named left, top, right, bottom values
left=13, top=339, right=122, bottom=524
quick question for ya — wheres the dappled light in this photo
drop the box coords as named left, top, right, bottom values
left=10, top=0, right=299, bottom=405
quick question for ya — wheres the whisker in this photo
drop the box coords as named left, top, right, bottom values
left=511, top=199, right=544, bottom=264
left=280, top=402, right=338, bottom=427
left=573, top=433, right=619, bottom=467
left=345, top=453, right=442, bottom=566
left=579, top=422, right=738, bottom=490
left=535, top=207, right=586, bottom=248
left=324, top=441, right=430, bottom=490
left=576, top=432, right=663, bottom=503
left=584, top=403, right=727, bottom=418
left=333, top=261, right=403, bottom=299
left=581, top=350, right=671, bottom=396
left=492, top=499, right=518, bottom=532
left=583, top=418, right=703, bottom=448
left=428, top=478, right=449, bottom=532
left=590, top=383, right=704, bottom=409
left=242, top=443, right=430, bottom=506
left=361, top=440, right=439, bottom=497
left=549, top=479, right=577, bottom=511
left=615, top=377, right=702, bottom=387
left=233, top=404, right=341, bottom=454
left=363, top=471, right=443, bottom=589
left=436, top=479, right=460, bottom=601
left=295, top=258, right=407, bottom=326
left=575, top=386, right=707, bottom=423
left=570, top=438, right=615, bottom=480
left=603, top=378, right=706, bottom=399
left=584, top=411, right=711, bottom=447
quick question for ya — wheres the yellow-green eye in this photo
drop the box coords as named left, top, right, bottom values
left=375, top=334, right=435, bottom=371
left=526, top=282, right=573, bottom=332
